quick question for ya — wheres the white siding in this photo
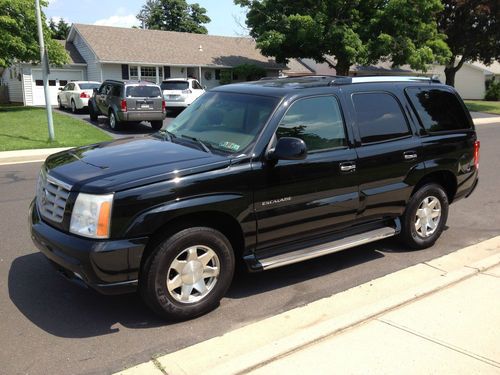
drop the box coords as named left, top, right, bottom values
left=73, top=32, right=101, bottom=82
left=200, top=68, right=219, bottom=89
left=427, top=64, right=486, bottom=100
left=5, top=65, right=24, bottom=103
left=101, top=64, right=123, bottom=81
left=170, top=67, right=186, bottom=79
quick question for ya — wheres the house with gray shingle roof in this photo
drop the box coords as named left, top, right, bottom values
left=2, top=23, right=283, bottom=106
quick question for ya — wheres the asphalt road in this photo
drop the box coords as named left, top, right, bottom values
left=1, top=122, right=499, bottom=375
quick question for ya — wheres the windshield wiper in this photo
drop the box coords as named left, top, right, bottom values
left=180, top=134, right=212, bottom=154
left=159, top=129, right=177, bottom=142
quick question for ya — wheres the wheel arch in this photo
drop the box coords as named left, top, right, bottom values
left=139, top=210, right=246, bottom=276
left=411, top=170, right=457, bottom=203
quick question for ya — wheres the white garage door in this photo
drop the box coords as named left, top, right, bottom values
left=32, top=69, right=84, bottom=106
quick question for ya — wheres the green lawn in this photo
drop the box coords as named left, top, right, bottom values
left=0, top=105, right=112, bottom=151
left=464, top=100, right=500, bottom=115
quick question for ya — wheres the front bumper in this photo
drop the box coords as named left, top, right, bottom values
left=29, top=200, right=148, bottom=295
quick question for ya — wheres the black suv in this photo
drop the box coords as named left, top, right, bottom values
left=30, top=76, right=479, bottom=320
left=89, top=80, right=166, bottom=131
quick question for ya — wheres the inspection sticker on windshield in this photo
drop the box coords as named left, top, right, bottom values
left=219, top=142, right=240, bottom=151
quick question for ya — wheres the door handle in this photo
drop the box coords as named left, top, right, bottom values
left=403, top=151, right=418, bottom=160
left=340, top=162, right=356, bottom=172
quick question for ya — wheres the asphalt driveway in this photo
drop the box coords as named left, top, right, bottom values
left=53, top=107, right=176, bottom=138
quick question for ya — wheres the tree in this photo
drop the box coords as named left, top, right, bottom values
left=438, top=0, right=500, bottom=87
left=0, top=0, right=68, bottom=67
left=49, top=18, right=71, bottom=40
left=235, top=0, right=451, bottom=76
left=137, top=0, right=211, bottom=34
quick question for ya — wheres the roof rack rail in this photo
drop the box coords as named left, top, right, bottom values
left=330, top=76, right=441, bottom=85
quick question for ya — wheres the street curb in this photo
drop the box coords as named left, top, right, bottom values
left=114, top=236, right=500, bottom=375
left=0, top=147, right=71, bottom=166
left=473, top=117, right=500, bottom=125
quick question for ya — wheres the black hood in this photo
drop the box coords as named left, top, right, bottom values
left=45, top=136, right=230, bottom=193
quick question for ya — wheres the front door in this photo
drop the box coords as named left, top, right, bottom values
left=252, top=95, right=359, bottom=254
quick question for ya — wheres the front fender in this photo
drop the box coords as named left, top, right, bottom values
left=123, top=193, right=250, bottom=238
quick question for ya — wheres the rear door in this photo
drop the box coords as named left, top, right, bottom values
left=125, top=85, right=163, bottom=112
left=344, top=89, right=423, bottom=221
left=253, top=95, right=360, bottom=253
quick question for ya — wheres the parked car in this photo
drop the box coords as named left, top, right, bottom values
left=30, top=76, right=479, bottom=321
left=57, top=81, right=101, bottom=113
left=88, top=80, right=166, bottom=130
left=161, top=78, right=205, bottom=110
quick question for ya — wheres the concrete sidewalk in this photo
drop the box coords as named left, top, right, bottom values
left=0, top=147, right=70, bottom=165
left=116, top=236, right=500, bottom=375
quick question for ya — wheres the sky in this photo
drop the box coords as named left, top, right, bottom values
left=44, top=0, right=249, bottom=37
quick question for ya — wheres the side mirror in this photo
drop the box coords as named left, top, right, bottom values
left=58, top=87, right=64, bottom=91
left=93, top=88, right=98, bottom=94
left=267, top=137, right=307, bottom=161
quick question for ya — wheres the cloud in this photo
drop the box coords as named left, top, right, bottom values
left=94, top=12, right=140, bottom=28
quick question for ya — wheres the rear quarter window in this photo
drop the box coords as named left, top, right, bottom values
left=405, top=87, right=471, bottom=132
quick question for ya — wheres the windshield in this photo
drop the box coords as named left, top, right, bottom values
left=126, top=85, right=162, bottom=98
left=161, top=81, right=189, bottom=91
left=79, top=83, right=100, bottom=90
left=166, top=92, right=279, bottom=154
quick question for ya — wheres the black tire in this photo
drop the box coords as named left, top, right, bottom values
left=89, top=102, right=98, bottom=122
left=140, top=227, right=235, bottom=321
left=151, top=120, right=163, bottom=131
left=399, top=183, right=449, bottom=249
left=109, top=110, right=121, bottom=130
left=71, top=99, right=78, bottom=114
left=57, top=97, right=63, bottom=110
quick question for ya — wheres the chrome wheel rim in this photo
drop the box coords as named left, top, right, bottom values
left=415, top=196, right=441, bottom=238
left=110, top=113, right=116, bottom=128
left=166, top=245, right=220, bottom=304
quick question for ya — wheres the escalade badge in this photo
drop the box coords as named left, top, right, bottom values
left=262, top=197, right=292, bottom=206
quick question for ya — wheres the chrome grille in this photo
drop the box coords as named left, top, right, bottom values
left=36, top=168, right=72, bottom=223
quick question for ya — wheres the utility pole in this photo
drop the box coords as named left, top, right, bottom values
left=35, top=0, right=55, bottom=141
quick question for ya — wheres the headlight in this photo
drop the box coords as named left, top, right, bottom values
left=70, top=193, right=113, bottom=239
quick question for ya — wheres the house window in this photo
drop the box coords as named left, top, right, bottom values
left=48, top=80, right=56, bottom=86
left=35, top=80, right=43, bottom=86
left=130, top=66, right=139, bottom=80
left=215, top=69, right=221, bottom=80
left=141, top=66, right=157, bottom=83
left=59, top=80, right=68, bottom=86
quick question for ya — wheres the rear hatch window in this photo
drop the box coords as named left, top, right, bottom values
left=161, top=81, right=189, bottom=91
left=79, top=83, right=100, bottom=90
left=126, top=85, right=162, bottom=98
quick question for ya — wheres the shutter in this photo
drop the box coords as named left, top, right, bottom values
left=164, top=66, right=171, bottom=78
left=121, top=64, right=129, bottom=80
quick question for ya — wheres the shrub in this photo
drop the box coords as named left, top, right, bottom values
left=485, top=79, right=500, bottom=101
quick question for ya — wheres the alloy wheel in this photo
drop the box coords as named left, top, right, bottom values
left=166, top=245, right=220, bottom=304
left=415, top=196, right=441, bottom=238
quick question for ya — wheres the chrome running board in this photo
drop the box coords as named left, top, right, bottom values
left=258, top=226, right=397, bottom=270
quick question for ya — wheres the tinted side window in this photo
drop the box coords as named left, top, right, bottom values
left=405, top=87, right=471, bottom=132
left=277, top=96, right=347, bottom=152
left=98, top=84, right=109, bottom=94
left=110, top=85, right=121, bottom=97
left=353, top=92, right=410, bottom=144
